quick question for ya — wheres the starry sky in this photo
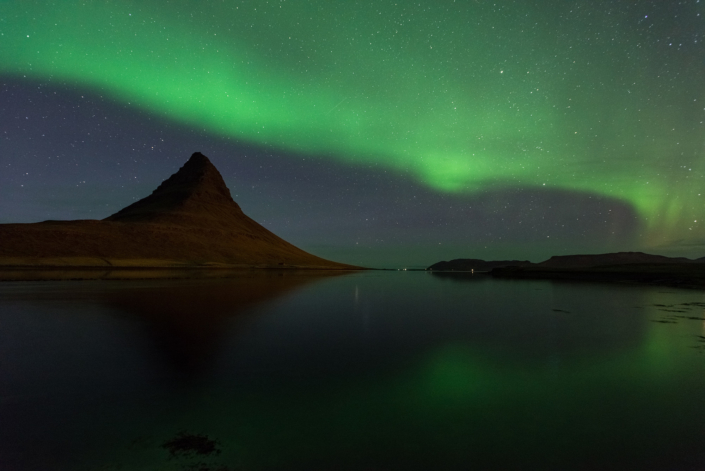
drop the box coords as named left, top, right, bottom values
left=2, top=0, right=704, bottom=268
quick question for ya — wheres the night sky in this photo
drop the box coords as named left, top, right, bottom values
left=2, top=1, right=704, bottom=268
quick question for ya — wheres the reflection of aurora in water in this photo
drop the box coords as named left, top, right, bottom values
left=2, top=272, right=705, bottom=469
left=2, top=1, right=704, bottom=248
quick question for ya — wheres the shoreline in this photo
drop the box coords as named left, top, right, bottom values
left=489, top=264, right=705, bottom=290
left=0, top=265, right=367, bottom=282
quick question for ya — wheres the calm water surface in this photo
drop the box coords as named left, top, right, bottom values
left=1, top=271, right=705, bottom=470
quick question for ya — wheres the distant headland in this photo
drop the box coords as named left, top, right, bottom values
left=0, top=152, right=361, bottom=271
left=428, top=253, right=705, bottom=289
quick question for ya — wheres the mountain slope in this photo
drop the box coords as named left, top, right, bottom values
left=107, top=152, right=244, bottom=227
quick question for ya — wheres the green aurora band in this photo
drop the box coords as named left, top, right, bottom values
left=2, top=1, right=704, bottom=246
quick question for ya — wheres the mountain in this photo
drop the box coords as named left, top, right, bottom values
left=537, top=252, right=696, bottom=268
left=106, top=152, right=245, bottom=228
left=427, top=259, right=533, bottom=271
left=0, top=152, right=359, bottom=269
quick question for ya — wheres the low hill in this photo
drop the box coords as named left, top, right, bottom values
left=427, top=259, right=533, bottom=271
left=0, top=152, right=359, bottom=270
left=426, top=252, right=705, bottom=288
left=538, top=252, right=697, bottom=268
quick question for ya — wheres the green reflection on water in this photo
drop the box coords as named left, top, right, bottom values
left=101, top=322, right=705, bottom=470
left=3, top=274, right=705, bottom=470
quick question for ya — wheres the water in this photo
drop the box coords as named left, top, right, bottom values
left=1, top=271, right=705, bottom=470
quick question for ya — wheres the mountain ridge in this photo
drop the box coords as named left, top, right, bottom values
left=537, top=251, right=698, bottom=268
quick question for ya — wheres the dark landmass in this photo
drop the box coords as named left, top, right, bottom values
left=428, top=252, right=705, bottom=289
left=427, top=258, right=533, bottom=271
left=537, top=251, right=698, bottom=268
left=0, top=152, right=360, bottom=271
left=491, top=263, right=705, bottom=289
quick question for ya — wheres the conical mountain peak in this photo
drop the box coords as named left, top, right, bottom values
left=149, top=152, right=234, bottom=202
left=106, top=152, right=243, bottom=224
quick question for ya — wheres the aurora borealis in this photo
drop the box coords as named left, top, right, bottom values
left=2, top=0, right=705, bottom=267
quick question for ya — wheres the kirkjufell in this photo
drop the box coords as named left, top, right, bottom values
left=0, top=152, right=358, bottom=269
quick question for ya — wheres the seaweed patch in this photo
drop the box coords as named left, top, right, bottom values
left=162, top=432, right=222, bottom=458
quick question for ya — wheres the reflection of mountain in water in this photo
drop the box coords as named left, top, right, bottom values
left=100, top=271, right=346, bottom=379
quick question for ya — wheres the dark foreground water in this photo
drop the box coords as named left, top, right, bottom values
left=1, top=270, right=705, bottom=471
